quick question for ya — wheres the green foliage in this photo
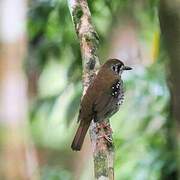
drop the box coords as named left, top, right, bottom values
left=28, top=0, right=81, bottom=81
left=65, top=86, right=81, bottom=125
left=112, top=62, right=170, bottom=179
left=41, top=166, right=72, bottom=180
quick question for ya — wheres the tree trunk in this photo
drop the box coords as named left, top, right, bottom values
left=159, top=0, right=180, bottom=179
left=68, top=0, right=114, bottom=179
left=0, top=0, right=39, bottom=179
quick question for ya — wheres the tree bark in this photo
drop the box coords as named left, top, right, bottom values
left=159, top=0, right=180, bottom=179
left=0, top=0, right=39, bottom=179
left=68, top=0, right=114, bottom=179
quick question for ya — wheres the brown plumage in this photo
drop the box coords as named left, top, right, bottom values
left=71, top=59, right=132, bottom=151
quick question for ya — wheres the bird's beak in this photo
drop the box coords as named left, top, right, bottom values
left=123, top=66, right=132, bottom=70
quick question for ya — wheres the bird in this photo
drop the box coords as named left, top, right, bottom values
left=71, top=58, right=132, bottom=151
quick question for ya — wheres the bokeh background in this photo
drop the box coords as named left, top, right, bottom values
left=0, top=0, right=179, bottom=179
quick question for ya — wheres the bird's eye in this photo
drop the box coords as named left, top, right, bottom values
left=112, top=63, right=123, bottom=74
left=112, top=65, right=116, bottom=72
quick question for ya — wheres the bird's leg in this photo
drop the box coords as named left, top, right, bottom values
left=95, top=122, right=102, bottom=133
left=96, top=121, right=113, bottom=143
left=97, top=133, right=113, bottom=143
left=101, top=121, right=113, bottom=134
left=102, top=134, right=113, bottom=143
left=95, top=121, right=112, bottom=133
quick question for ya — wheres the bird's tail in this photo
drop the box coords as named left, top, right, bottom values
left=71, top=121, right=90, bottom=151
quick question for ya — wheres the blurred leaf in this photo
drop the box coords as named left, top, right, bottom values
left=30, top=86, right=68, bottom=122
left=65, top=86, right=82, bottom=125
left=41, top=166, right=72, bottom=180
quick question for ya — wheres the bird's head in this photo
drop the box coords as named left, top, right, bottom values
left=103, top=58, right=132, bottom=76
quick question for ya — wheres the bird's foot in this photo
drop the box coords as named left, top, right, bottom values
left=95, top=122, right=113, bottom=133
left=95, top=123, right=102, bottom=133
left=95, top=122, right=113, bottom=143
left=101, top=121, right=113, bottom=134
left=98, top=134, right=113, bottom=143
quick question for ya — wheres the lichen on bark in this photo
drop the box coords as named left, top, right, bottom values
left=72, top=4, right=83, bottom=34
left=94, top=153, right=108, bottom=178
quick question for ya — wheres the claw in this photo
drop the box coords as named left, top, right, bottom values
left=95, top=123, right=102, bottom=133
left=97, top=134, right=112, bottom=143
left=104, top=134, right=113, bottom=143
left=101, top=122, right=113, bottom=133
left=95, top=122, right=113, bottom=144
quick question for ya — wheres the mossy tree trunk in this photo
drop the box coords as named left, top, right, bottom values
left=68, top=0, right=114, bottom=179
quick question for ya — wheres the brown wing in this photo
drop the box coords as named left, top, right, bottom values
left=77, top=67, right=121, bottom=123
left=77, top=83, right=95, bottom=123
left=93, top=79, right=123, bottom=122
left=77, top=69, right=109, bottom=123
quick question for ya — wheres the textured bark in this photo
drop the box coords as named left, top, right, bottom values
left=159, top=0, right=180, bottom=179
left=0, top=0, right=39, bottom=179
left=68, top=0, right=114, bottom=179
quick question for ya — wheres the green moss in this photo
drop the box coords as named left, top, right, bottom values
left=87, top=58, right=96, bottom=70
left=84, top=31, right=99, bottom=46
left=72, top=5, right=83, bottom=26
left=94, top=153, right=108, bottom=178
